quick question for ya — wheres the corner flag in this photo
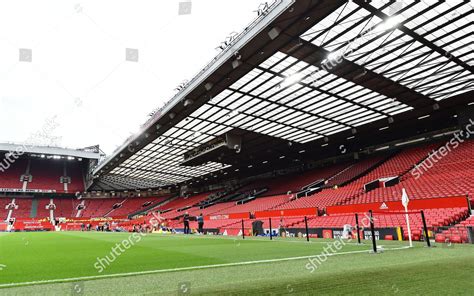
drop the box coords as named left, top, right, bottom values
left=402, top=188, right=410, bottom=208
left=402, top=188, right=413, bottom=247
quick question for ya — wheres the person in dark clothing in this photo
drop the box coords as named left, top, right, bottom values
left=183, top=212, right=190, bottom=234
left=197, top=213, right=204, bottom=234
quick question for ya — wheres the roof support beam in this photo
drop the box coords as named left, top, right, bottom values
left=354, top=0, right=474, bottom=76
left=280, top=38, right=435, bottom=109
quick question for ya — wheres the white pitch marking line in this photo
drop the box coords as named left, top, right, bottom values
left=0, top=246, right=410, bottom=288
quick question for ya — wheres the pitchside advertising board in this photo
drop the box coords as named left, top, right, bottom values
left=13, top=221, right=54, bottom=231
left=287, top=227, right=401, bottom=240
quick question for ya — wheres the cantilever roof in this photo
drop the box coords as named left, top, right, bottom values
left=91, top=0, right=474, bottom=191
left=0, top=143, right=101, bottom=160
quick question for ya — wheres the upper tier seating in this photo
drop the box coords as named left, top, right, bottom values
left=107, top=196, right=170, bottom=216
left=259, top=163, right=350, bottom=196
left=273, top=142, right=442, bottom=210
left=0, top=158, right=85, bottom=193
left=79, top=198, right=125, bottom=217
left=0, top=159, right=27, bottom=190
left=65, top=161, right=85, bottom=192
left=158, top=192, right=213, bottom=219
left=28, top=159, right=64, bottom=191
left=349, top=140, right=473, bottom=204
left=185, top=202, right=237, bottom=217
left=354, top=143, right=439, bottom=186
left=217, top=194, right=292, bottom=214
left=184, top=195, right=294, bottom=218
left=324, top=155, right=386, bottom=188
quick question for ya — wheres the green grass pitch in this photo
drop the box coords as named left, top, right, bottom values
left=0, top=232, right=473, bottom=295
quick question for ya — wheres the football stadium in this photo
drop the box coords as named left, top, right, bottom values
left=1, top=0, right=474, bottom=295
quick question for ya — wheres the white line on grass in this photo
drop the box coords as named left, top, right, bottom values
left=0, top=246, right=410, bottom=288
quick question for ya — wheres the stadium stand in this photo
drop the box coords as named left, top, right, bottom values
left=0, top=158, right=28, bottom=190
left=157, top=192, right=214, bottom=218
left=54, top=198, right=77, bottom=218
left=437, top=210, right=474, bottom=243
left=456, top=215, right=474, bottom=228
left=324, top=155, right=387, bottom=188
left=295, top=208, right=469, bottom=229
left=175, top=208, right=466, bottom=240
left=160, top=140, right=472, bottom=229
left=185, top=202, right=237, bottom=217
left=79, top=198, right=124, bottom=218
left=35, top=198, right=53, bottom=219
left=271, top=142, right=444, bottom=210
left=64, top=161, right=85, bottom=192
left=0, top=156, right=86, bottom=194
left=217, top=194, right=293, bottom=214
left=106, top=196, right=171, bottom=217
left=2, top=196, right=172, bottom=219
left=28, top=159, right=64, bottom=192
left=11, top=198, right=33, bottom=219
left=349, top=140, right=473, bottom=204
left=2, top=141, right=472, bottom=243
left=257, top=163, right=349, bottom=196
left=0, top=198, right=12, bottom=220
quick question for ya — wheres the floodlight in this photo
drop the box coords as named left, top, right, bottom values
left=280, top=72, right=305, bottom=88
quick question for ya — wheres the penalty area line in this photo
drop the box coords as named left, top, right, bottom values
left=0, top=246, right=410, bottom=288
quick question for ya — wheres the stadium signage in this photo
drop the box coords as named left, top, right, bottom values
left=209, top=215, right=229, bottom=220
left=13, top=221, right=54, bottom=231
left=289, top=227, right=400, bottom=241
left=326, top=196, right=469, bottom=214
left=0, top=188, right=56, bottom=193
left=183, top=137, right=227, bottom=161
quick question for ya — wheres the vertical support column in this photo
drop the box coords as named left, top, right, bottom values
left=421, top=210, right=431, bottom=247
left=355, top=213, right=361, bottom=244
left=304, top=216, right=309, bottom=242
left=369, top=210, right=377, bottom=253
left=269, top=218, right=272, bottom=240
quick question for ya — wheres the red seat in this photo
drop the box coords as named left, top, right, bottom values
left=450, top=235, right=463, bottom=243
left=435, top=233, right=446, bottom=243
